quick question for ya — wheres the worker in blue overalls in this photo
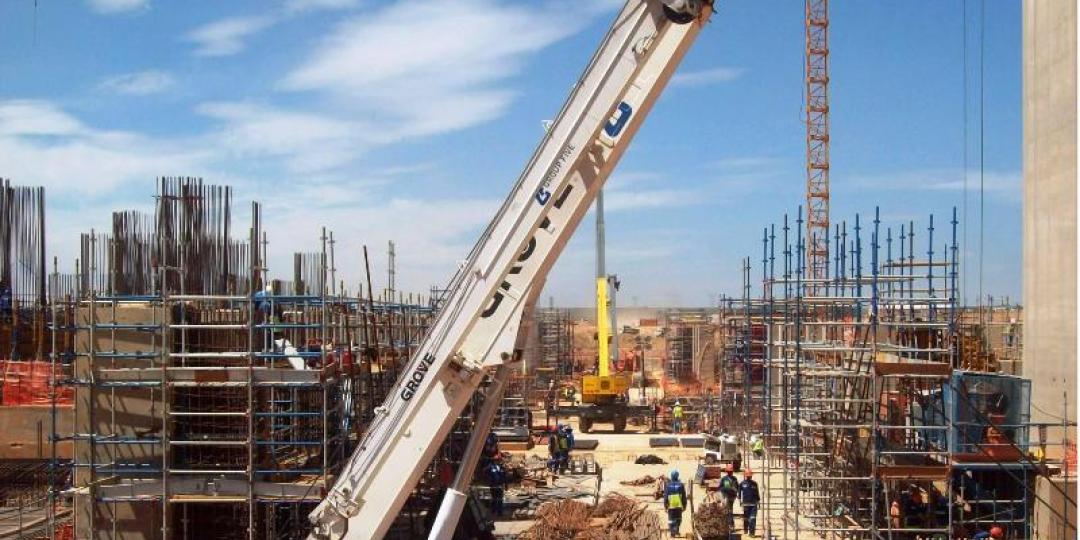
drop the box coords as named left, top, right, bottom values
left=546, top=426, right=560, bottom=472
left=739, top=469, right=761, bottom=537
left=663, top=470, right=687, bottom=537
left=486, top=455, right=506, bottom=517
left=0, top=282, right=11, bottom=318
left=558, top=424, right=574, bottom=470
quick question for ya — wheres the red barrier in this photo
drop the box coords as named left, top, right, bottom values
left=54, top=520, right=74, bottom=540
left=0, top=360, right=72, bottom=406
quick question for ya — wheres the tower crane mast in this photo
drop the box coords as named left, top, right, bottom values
left=805, top=0, right=831, bottom=283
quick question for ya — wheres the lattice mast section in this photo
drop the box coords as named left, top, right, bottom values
left=805, top=0, right=831, bottom=284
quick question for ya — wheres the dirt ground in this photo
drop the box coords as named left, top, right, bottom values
left=496, top=418, right=773, bottom=539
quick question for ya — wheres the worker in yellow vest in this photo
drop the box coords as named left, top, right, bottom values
left=663, top=470, right=687, bottom=536
left=751, top=434, right=765, bottom=459
left=672, top=400, right=684, bottom=434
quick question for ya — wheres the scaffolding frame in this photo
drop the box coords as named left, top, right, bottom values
left=46, top=179, right=440, bottom=539
left=753, top=208, right=962, bottom=538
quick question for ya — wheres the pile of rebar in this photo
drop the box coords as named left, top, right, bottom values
left=520, top=494, right=663, bottom=540
left=619, top=475, right=657, bottom=486
left=592, top=493, right=637, bottom=517
left=692, top=497, right=731, bottom=539
left=520, top=499, right=592, bottom=540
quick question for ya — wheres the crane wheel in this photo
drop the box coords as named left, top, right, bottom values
left=613, top=415, right=627, bottom=433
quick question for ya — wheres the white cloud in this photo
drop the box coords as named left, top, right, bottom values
left=708, top=156, right=776, bottom=169
left=605, top=188, right=699, bottom=212
left=0, top=100, right=84, bottom=137
left=0, top=101, right=213, bottom=202
left=186, top=16, right=275, bottom=57
left=671, top=67, right=744, bottom=87
left=86, top=0, right=146, bottom=14
left=606, top=171, right=662, bottom=190
left=847, top=168, right=1021, bottom=198
left=255, top=194, right=500, bottom=293
left=279, top=0, right=609, bottom=140
left=184, top=0, right=361, bottom=57
left=285, top=0, right=359, bottom=13
left=0, top=99, right=520, bottom=299
left=99, top=70, right=175, bottom=95
left=196, top=102, right=376, bottom=173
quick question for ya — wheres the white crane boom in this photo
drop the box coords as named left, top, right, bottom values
left=308, top=1, right=713, bottom=537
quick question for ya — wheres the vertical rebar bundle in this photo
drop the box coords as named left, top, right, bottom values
left=154, top=177, right=240, bottom=296
left=0, top=180, right=46, bottom=306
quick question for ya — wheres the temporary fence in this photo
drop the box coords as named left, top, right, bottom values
left=0, top=360, right=71, bottom=406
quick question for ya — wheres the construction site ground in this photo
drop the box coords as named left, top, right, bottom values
left=495, top=417, right=781, bottom=539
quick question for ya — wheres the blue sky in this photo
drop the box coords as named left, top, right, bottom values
left=0, top=0, right=1021, bottom=307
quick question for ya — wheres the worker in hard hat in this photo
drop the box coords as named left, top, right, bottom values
left=719, top=463, right=739, bottom=527
left=0, top=281, right=11, bottom=317
left=552, top=424, right=566, bottom=472
left=751, top=434, right=765, bottom=459
left=672, top=400, right=684, bottom=434
left=663, top=470, right=687, bottom=537
left=561, top=425, right=575, bottom=468
left=546, top=426, right=559, bottom=472
left=481, top=432, right=500, bottom=469
left=890, top=499, right=903, bottom=530
left=739, top=470, right=761, bottom=537
left=973, top=525, right=1005, bottom=539
left=486, top=455, right=506, bottom=517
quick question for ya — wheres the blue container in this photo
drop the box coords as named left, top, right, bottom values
left=946, top=371, right=1031, bottom=455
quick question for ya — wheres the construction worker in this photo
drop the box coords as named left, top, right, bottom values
left=973, top=525, right=1005, bottom=540
left=751, top=434, right=765, bottom=459
left=481, top=432, right=500, bottom=469
left=663, top=470, right=687, bottom=537
left=739, top=470, right=761, bottom=537
left=486, top=455, right=506, bottom=517
left=552, top=424, right=573, bottom=471
left=546, top=426, right=559, bottom=472
left=672, top=400, right=684, bottom=434
left=0, top=282, right=11, bottom=317
left=719, top=463, right=739, bottom=527
left=552, top=424, right=566, bottom=471
left=560, top=424, right=575, bottom=468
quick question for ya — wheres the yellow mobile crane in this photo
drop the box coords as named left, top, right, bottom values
left=571, top=190, right=642, bottom=433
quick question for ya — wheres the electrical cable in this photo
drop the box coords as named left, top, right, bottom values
left=978, top=0, right=986, bottom=321
left=962, top=0, right=969, bottom=308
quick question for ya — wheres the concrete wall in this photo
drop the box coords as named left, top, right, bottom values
left=1033, top=477, right=1077, bottom=539
left=0, top=406, right=72, bottom=459
left=74, top=304, right=162, bottom=540
left=1022, top=0, right=1077, bottom=447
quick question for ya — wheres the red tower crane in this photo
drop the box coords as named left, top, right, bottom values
left=805, top=0, right=830, bottom=284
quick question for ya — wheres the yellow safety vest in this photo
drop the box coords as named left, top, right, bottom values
left=558, top=436, right=569, bottom=450
left=673, top=405, right=683, bottom=419
left=667, top=492, right=683, bottom=509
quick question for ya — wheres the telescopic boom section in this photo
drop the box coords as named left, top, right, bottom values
left=308, top=1, right=712, bottom=537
